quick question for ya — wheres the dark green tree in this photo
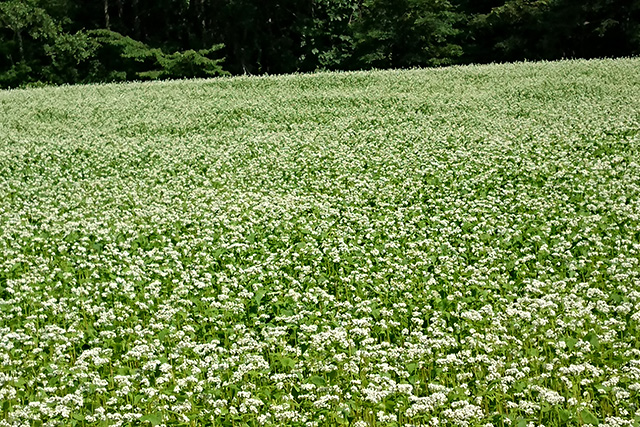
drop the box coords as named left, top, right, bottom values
left=464, top=0, right=640, bottom=63
left=1, top=0, right=639, bottom=87
left=352, top=0, right=464, bottom=69
left=300, top=0, right=360, bottom=70
left=0, top=0, right=59, bottom=85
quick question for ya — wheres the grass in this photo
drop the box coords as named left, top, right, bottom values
left=0, top=58, right=639, bottom=426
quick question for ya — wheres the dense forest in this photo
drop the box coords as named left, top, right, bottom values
left=1, top=0, right=639, bottom=88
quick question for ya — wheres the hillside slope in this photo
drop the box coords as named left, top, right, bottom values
left=1, top=59, right=640, bottom=426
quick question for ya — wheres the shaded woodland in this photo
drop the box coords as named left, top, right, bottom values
left=1, top=0, right=639, bottom=87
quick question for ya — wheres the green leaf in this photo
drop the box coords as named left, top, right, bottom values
left=580, top=409, right=599, bottom=425
left=335, top=415, right=348, bottom=424
left=254, top=288, right=267, bottom=305
left=309, top=376, right=326, bottom=387
left=513, top=381, right=527, bottom=393
left=140, top=414, right=162, bottom=426
left=585, top=332, right=600, bottom=350
left=279, top=357, right=295, bottom=369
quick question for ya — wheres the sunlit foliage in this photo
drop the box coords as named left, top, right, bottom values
left=0, top=58, right=639, bottom=426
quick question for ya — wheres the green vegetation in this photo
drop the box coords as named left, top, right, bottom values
left=1, top=58, right=640, bottom=426
left=1, top=0, right=640, bottom=87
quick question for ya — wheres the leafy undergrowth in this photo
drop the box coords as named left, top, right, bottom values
left=1, top=59, right=640, bottom=426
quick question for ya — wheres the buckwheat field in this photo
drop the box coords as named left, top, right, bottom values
left=1, top=58, right=640, bottom=427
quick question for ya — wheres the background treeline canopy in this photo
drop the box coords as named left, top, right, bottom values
left=0, top=0, right=639, bottom=88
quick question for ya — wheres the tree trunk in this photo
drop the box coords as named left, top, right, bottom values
left=104, top=0, right=110, bottom=30
left=198, top=0, right=205, bottom=41
left=132, top=0, right=140, bottom=38
left=16, top=29, right=24, bottom=62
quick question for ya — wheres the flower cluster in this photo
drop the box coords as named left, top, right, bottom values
left=0, top=58, right=639, bottom=426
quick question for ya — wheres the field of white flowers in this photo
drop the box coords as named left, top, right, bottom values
left=1, top=58, right=640, bottom=426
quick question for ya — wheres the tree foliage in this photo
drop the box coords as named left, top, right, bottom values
left=0, top=0, right=58, bottom=86
left=353, top=0, right=463, bottom=68
left=469, top=0, right=640, bottom=62
left=0, top=0, right=638, bottom=88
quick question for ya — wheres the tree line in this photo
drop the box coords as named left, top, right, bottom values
left=1, top=0, right=638, bottom=88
